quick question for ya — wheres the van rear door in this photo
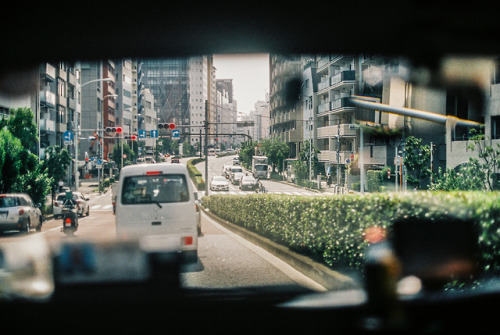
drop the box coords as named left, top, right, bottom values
left=116, top=173, right=196, bottom=238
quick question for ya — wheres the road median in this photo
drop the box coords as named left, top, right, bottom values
left=200, top=205, right=356, bottom=291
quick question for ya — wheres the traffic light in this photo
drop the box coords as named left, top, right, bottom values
left=124, top=135, right=138, bottom=140
left=105, top=126, right=123, bottom=134
left=158, top=123, right=175, bottom=130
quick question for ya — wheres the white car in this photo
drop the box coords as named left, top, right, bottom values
left=115, top=163, right=198, bottom=263
left=54, top=191, right=90, bottom=218
left=210, top=175, right=229, bottom=191
left=0, top=193, right=43, bottom=233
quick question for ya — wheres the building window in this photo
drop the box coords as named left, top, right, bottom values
left=492, top=115, right=500, bottom=139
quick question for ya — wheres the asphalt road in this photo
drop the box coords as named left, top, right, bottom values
left=0, top=163, right=326, bottom=291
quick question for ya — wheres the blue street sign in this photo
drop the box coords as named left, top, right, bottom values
left=138, top=130, right=146, bottom=138
left=63, top=130, right=74, bottom=141
left=97, top=159, right=102, bottom=165
left=172, top=129, right=180, bottom=139
left=150, top=130, right=158, bottom=138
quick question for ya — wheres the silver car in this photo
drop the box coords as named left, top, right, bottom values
left=53, top=191, right=90, bottom=218
left=0, top=193, right=42, bottom=233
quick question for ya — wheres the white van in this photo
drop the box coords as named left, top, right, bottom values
left=115, top=163, right=198, bottom=263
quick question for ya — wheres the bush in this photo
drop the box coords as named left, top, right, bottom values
left=202, top=192, right=500, bottom=273
left=187, top=158, right=206, bottom=191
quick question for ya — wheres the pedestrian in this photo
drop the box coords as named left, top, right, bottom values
left=327, top=174, right=333, bottom=188
left=58, top=179, right=64, bottom=193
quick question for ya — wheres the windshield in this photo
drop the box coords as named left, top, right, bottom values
left=122, top=174, right=189, bottom=204
left=1, top=53, right=500, bottom=307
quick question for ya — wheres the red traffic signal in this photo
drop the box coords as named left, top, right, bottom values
left=125, top=135, right=138, bottom=140
left=158, top=123, right=175, bottom=130
left=105, top=126, right=123, bottom=134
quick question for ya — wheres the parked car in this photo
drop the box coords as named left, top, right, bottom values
left=232, top=157, right=240, bottom=165
left=171, top=157, right=181, bottom=163
left=0, top=193, right=42, bottom=233
left=54, top=191, right=90, bottom=218
left=231, top=172, right=245, bottom=185
left=239, top=175, right=259, bottom=191
left=210, top=175, right=229, bottom=191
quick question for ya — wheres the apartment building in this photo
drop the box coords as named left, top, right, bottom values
left=269, top=54, right=303, bottom=157
left=38, top=62, right=81, bottom=160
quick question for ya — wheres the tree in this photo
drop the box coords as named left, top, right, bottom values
left=260, top=139, right=290, bottom=173
left=403, top=136, right=431, bottom=189
left=298, top=139, right=321, bottom=177
left=40, top=145, right=72, bottom=188
left=238, top=141, right=254, bottom=168
left=0, top=108, right=52, bottom=205
left=0, top=107, right=39, bottom=153
left=431, top=128, right=500, bottom=191
left=467, top=129, right=500, bottom=190
left=111, top=141, right=135, bottom=169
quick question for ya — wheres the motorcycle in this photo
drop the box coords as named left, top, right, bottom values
left=61, top=202, right=79, bottom=236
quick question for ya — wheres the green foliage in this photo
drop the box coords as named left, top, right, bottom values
left=0, top=108, right=52, bottom=204
left=238, top=141, right=253, bottom=168
left=259, top=138, right=290, bottom=173
left=366, top=170, right=383, bottom=192
left=187, top=158, right=206, bottom=190
left=40, top=146, right=72, bottom=185
left=403, top=136, right=431, bottom=189
left=111, top=141, right=135, bottom=169
left=0, top=128, right=24, bottom=192
left=202, top=191, right=500, bottom=274
left=0, top=107, right=39, bottom=153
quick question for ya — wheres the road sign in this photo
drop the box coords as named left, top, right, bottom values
left=172, top=129, right=180, bottom=139
left=150, top=130, right=158, bottom=138
left=63, top=130, right=74, bottom=142
left=139, top=130, right=146, bottom=138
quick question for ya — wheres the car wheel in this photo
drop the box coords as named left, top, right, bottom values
left=86, top=206, right=90, bottom=216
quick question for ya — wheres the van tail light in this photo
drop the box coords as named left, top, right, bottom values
left=195, top=203, right=199, bottom=212
left=54, top=202, right=59, bottom=207
left=182, top=236, right=193, bottom=246
left=18, top=209, right=24, bottom=215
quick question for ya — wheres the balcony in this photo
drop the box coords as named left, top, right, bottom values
left=41, top=63, right=56, bottom=81
left=318, top=150, right=352, bottom=164
left=317, top=97, right=355, bottom=116
left=330, top=70, right=355, bottom=90
left=40, top=90, right=56, bottom=108
left=40, top=118, right=56, bottom=132
left=317, top=124, right=358, bottom=138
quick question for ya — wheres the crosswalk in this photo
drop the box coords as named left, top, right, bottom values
left=90, top=204, right=114, bottom=211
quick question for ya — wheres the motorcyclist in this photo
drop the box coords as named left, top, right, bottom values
left=62, top=191, right=79, bottom=228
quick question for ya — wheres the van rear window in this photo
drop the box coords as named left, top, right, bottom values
left=121, top=174, right=189, bottom=205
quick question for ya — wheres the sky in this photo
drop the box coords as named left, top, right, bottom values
left=213, top=54, right=269, bottom=115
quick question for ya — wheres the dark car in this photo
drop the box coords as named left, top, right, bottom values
left=0, top=193, right=42, bottom=233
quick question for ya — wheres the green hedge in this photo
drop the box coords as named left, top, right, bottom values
left=187, top=158, right=206, bottom=191
left=202, top=191, right=500, bottom=272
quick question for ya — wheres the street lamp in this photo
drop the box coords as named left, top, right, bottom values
left=74, top=77, right=113, bottom=191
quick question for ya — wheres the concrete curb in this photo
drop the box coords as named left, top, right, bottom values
left=200, top=206, right=356, bottom=291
